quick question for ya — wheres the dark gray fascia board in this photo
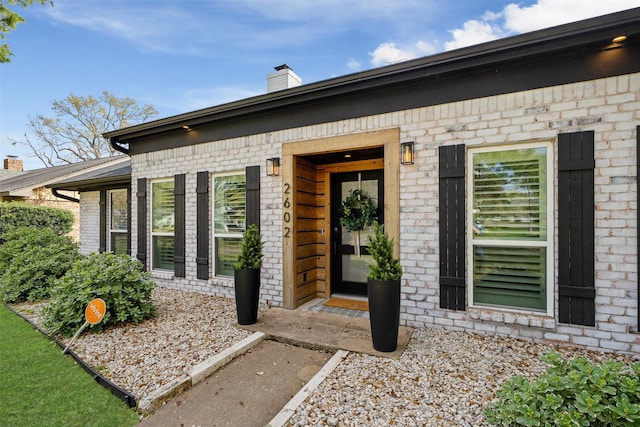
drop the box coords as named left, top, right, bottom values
left=104, top=7, right=640, bottom=144
left=46, top=175, right=131, bottom=192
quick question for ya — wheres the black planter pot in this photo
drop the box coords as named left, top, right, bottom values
left=234, top=268, right=260, bottom=325
left=367, top=278, right=401, bottom=352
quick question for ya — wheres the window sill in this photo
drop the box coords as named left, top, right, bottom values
left=151, top=270, right=175, bottom=280
left=468, top=306, right=556, bottom=329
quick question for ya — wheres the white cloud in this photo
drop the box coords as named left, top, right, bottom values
left=503, top=0, right=640, bottom=33
left=152, top=86, right=262, bottom=115
left=347, top=58, right=362, bottom=71
left=444, top=20, right=501, bottom=51
left=369, top=41, right=436, bottom=67
left=43, top=0, right=208, bottom=55
left=482, top=11, right=502, bottom=22
left=43, top=0, right=441, bottom=58
left=442, top=0, right=640, bottom=52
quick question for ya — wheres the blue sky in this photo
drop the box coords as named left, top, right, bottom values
left=2, top=0, right=639, bottom=170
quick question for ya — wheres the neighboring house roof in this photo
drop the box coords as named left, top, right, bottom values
left=0, top=169, right=25, bottom=180
left=104, top=7, right=640, bottom=155
left=0, top=156, right=129, bottom=197
left=46, top=159, right=131, bottom=191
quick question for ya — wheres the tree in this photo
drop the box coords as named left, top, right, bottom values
left=17, top=91, right=159, bottom=166
left=1, top=0, right=52, bottom=63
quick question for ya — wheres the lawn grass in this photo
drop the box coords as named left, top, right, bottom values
left=0, top=304, right=139, bottom=427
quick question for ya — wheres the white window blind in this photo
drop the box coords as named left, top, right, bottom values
left=470, top=145, right=550, bottom=311
left=151, top=180, right=175, bottom=270
left=213, top=173, right=245, bottom=276
left=152, top=181, right=175, bottom=233
left=109, top=190, right=128, bottom=254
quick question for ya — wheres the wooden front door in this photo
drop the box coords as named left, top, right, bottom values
left=330, top=170, right=384, bottom=295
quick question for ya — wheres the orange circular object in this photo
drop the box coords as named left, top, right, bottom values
left=85, top=298, right=106, bottom=325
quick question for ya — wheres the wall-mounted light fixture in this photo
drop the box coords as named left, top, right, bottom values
left=182, top=125, right=193, bottom=132
left=267, top=157, right=280, bottom=176
left=401, top=141, right=414, bottom=165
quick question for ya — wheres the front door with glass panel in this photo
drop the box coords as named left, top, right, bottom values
left=331, top=170, right=384, bottom=295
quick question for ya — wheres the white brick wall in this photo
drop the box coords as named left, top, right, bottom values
left=130, top=135, right=285, bottom=305
left=79, top=191, right=100, bottom=255
left=129, top=72, right=640, bottom=356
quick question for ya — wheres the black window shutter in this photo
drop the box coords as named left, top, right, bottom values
left=196, top=171, right=210, bottom=280
left=439, top=144, right=466, bottom=310
left=174, top=174, right=186, bottom=278
left=558, top=131, right=595, bottom=326
left=99, top=190, right=107, bottom=253
left=126, top=186, right=132, bottom=256
left=245, top=166, right=260, bottom=230
left=136, top=178, right=147, bottom=270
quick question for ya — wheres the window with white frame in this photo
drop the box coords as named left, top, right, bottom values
left=213, top=173, right=246, bottom=276
left=468, top=142, right=553, bottom=313
left=151, top=179, right=175, bottom=270
left=109, top=189, right=128, bottom=254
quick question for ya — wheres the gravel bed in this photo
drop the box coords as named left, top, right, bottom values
left=11, top=287, right=262, bottom=399
left=10, top=290, right=637, bottom=426
left=288, top=329, right=635, bottom=427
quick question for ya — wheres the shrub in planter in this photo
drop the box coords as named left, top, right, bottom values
left=485, top=350, right=640, bottom=426
left=367, top=221, right=402, bottom=282
left=0, top=227, right=80, bottom=303
left=233, top=224, right=264, bottom=270
left=367, top=221, right=402, bottom=352
left=233, top=224, right=263, bottom=325
left=44, top=252, right=157, bottom=337
left=0, top=203, right=74, bottom=243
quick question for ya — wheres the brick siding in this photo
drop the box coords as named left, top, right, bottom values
left=127, top=73, right=639, bottom=356
left=79, top=191, right=100, bottom=254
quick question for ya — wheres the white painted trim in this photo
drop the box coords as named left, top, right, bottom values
left=467, top=140, right=555, bottom=317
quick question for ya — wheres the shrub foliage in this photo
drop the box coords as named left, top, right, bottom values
left=233, top=224, right=263, bottom=269
left=367, top=221, right=402, bottom=281
left=485, top=350, right=640, bottom=426
left=0, top=227, right=80, bottom=302
left=44, top=252, right=157, bottom=336
left=0, top=203, right=74, bottom=243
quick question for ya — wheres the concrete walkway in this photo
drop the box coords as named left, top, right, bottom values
left=138, top=340, right=333, bottom=427
left=138, top=300, right=413, bottom=426
left=240, top=301, right=413, bottom=360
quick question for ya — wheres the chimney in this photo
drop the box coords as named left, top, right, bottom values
left=4, top=155, right=23, bottom=171
left=267, top=64, right=302, bottom=93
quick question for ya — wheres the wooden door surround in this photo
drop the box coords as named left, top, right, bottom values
left=281, top=129, right=400, bottom=309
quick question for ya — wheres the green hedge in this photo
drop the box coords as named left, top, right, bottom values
left=0, top=203, right=74, bottom=243
left=0, top=227, right=80, bottom=303
left=44, top=252, right=157, bottom=337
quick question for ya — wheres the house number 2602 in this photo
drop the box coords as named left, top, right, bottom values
left=283, top=183, right=291, bottom=238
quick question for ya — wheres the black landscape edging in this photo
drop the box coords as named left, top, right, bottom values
left=4, top=303, right=137, bottom=408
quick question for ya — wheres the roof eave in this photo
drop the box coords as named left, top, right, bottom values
left=103, top=7, right=640, bottom=142
left=46, top=174, right=131, bottom=192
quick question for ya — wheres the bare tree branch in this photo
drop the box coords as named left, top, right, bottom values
left=13, top=91, right=158, bottom=166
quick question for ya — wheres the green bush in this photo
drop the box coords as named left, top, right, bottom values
left=0, top=203, right=74, bottom=243
left=485, top=350, right=640, bottom=426
left=44, top=252, right=157, bottom=337
left=0, top=227, right=80, bottom=303
left=233, top=224, right=263, bottom=269
left=367, top=221, right=402, bottom=281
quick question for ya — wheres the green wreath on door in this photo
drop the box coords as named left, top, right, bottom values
left=339, top=189, right=377, bottom=256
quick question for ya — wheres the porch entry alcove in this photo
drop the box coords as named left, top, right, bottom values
left=281, top=129, right=400, bottom=309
